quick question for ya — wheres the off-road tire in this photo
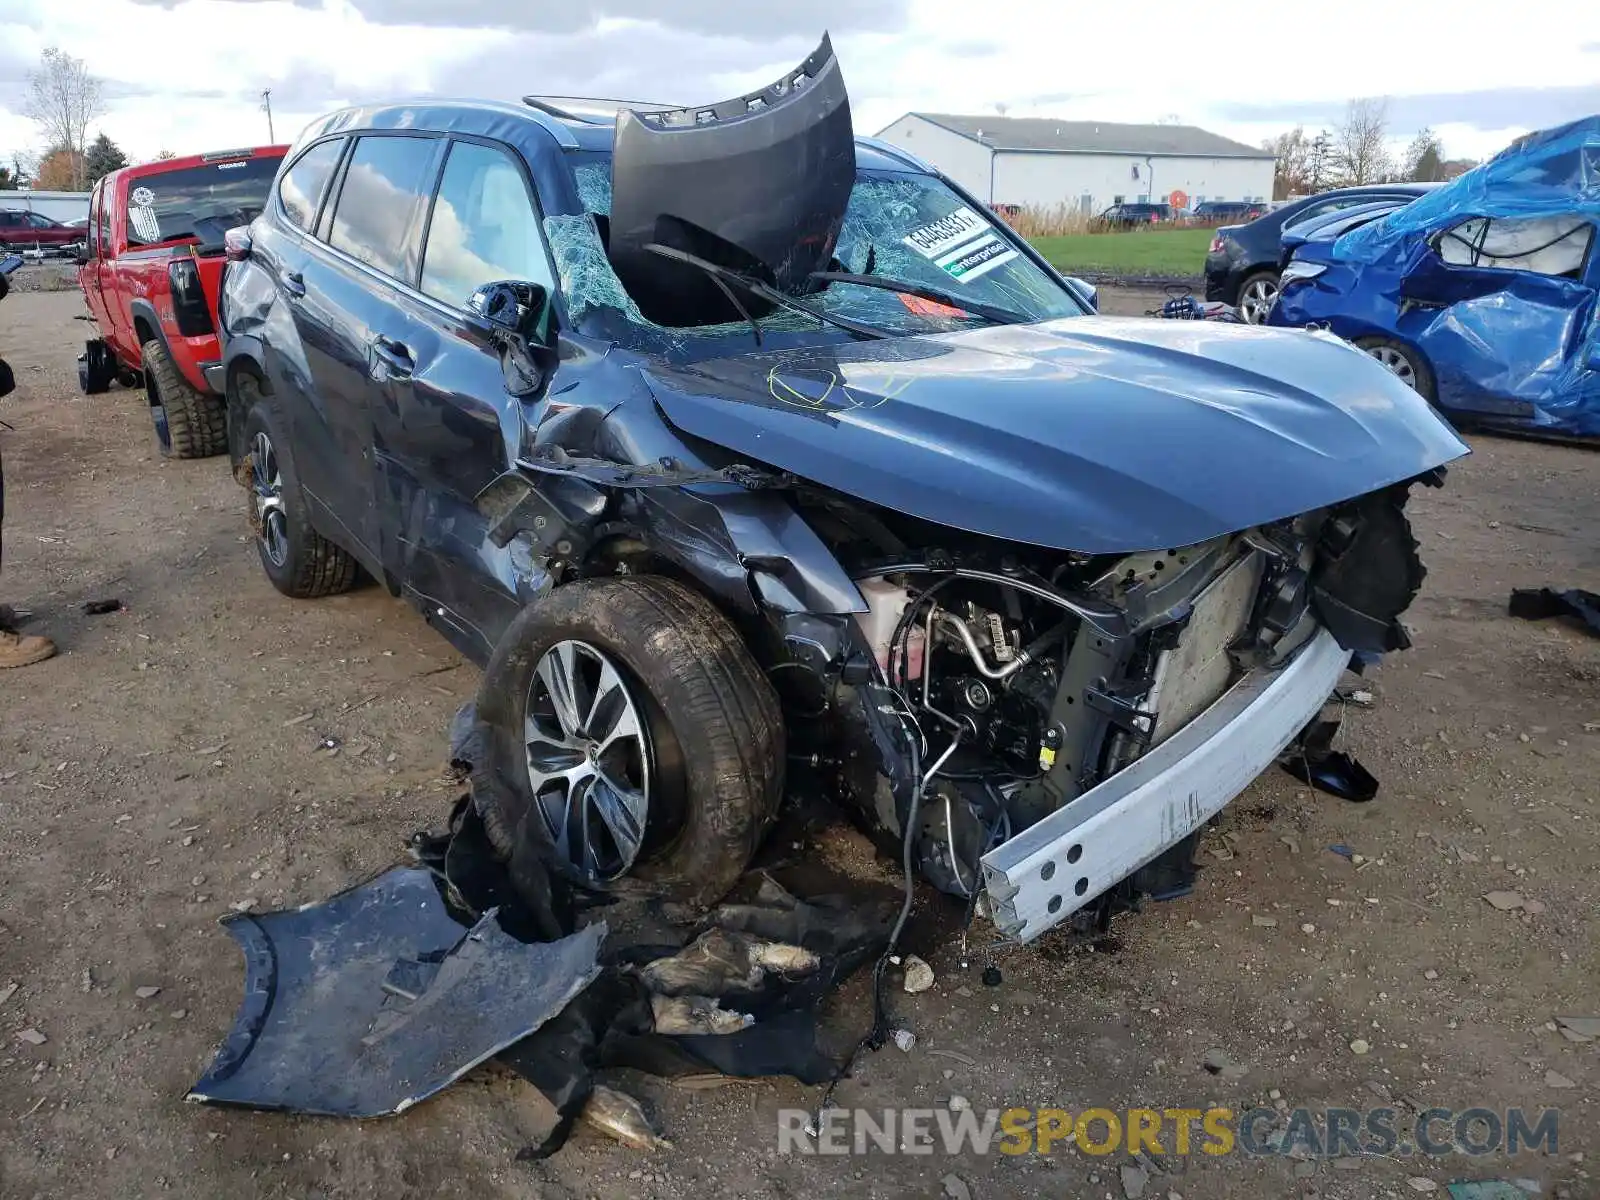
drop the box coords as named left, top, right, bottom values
left=78, top=340, right=114, bottom=395
left=471, top=576, right=785, bottom=908
left=240, top=397, right=359, bottom=599
left=141, top=338, right=226, bottom=459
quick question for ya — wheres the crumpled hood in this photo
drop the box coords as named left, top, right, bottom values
left=642, top=317, right=1469, bottom=555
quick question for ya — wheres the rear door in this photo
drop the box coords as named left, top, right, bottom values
left=374, top=135, right=562, bottom=646
left=1399, top=213, right=1597, bottom=419
left=289, top=132, right=444, bottom=559
left=80, top=183, right=111, bottom=332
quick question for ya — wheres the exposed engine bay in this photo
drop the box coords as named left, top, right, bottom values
left=765, top=480, right=1431, bottom=932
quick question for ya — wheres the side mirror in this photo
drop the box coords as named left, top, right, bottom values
left=468, top=280, right=551, bottom=342
left=467, top=281, right=553, bottom=397
left=1065, top=275, right=1099, bottom=312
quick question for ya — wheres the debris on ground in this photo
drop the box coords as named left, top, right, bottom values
left=1350, top=1038, right=1371, bottom=1055
left=1120, top=1161, right=1149, bottom=1198
left=189, top=794, right=895, bottom=1155
left=1554, top=1016, right=1599, bottom=1043
left=134, top=985, right=161, bottom=999
left=1201, top=1048, right=1247, bottom=1079
left=1407, top=1179, right=1439, bottom=1193
left=1280, top=719, right=1379, bottom=802
left=1483, top=891, right=1526, bottom=911
left=1544, top=1069, right=1576, bottom=1088
left=1336, top=687, right=1376, bottom=708
left=16, top=1028, right=47, bottom=1045
left=941, top=1173, right=973, bottom=1200
left=578, top=1085, right=671, bottom=1151
left=1507, top=586, right=1600, bottom=638
left=892, top=1028, right=916, bottom=1052
left=902, top=955, right=935, bottom=994
left=981, top=966, right=1003, bottom=987
left=81, top=598, right=123, bottom=615
left=0, top=982, right=17, bottom=1008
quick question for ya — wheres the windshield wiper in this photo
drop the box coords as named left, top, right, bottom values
left=807, top=271, right=1027, bottom=326
left=643, top=244, right=889, bottom=341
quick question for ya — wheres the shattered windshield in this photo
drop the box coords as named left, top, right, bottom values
left=551, top=151, right=1084, bottom=357
left=125, top=156, right=283, bottom=248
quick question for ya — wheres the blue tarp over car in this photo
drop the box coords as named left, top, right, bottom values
left=1270, top=116, right=1600, bottom=437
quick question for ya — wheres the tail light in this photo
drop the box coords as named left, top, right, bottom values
left=224, top=226, right=253, bottom=262
left=167, top=256, right=215, bottom=337
left=1209, top=235, right=1224, bottom=253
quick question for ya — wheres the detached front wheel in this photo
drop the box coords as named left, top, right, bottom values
left=471, top=577, right=784, bottom=908
left=141, top=338, right=226, bottom=458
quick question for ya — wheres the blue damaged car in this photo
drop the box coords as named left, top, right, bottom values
left=216, top=38, right=1467, bottom=941
left=1271, top=117, right=1600, bottom=439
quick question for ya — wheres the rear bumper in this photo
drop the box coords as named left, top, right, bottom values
left=980, top=627, right=1351, bottom=942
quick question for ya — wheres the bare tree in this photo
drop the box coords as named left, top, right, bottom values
left=1331, top=97, right=1393, bottom=185
left=1262, top=126, right=1313, bottom=198
left=22, top=48, right=104, bottom=192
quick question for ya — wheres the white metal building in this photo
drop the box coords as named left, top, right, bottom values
left=0, top=189, right=93, bottom=222
left=875, top=114, right=1276, bottom=213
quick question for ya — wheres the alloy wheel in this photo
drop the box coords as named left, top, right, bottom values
left=1363, top=344, right=1419, bottom=391
left=1239, top=276, right=1280, bottom=324
left=251, top=431, right=289, bottom=567
left=525, top=639, right=653, bottom=882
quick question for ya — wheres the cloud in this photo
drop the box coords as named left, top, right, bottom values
left=118, top=0, right=911, bottom=36
left=1213, top=85, right=1600, bottom=137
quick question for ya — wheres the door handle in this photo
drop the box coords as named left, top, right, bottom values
left=278, top=268, right=305, bottom=298
left=371, top=335, right=414, bottom=379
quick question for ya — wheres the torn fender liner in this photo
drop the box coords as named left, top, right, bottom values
left=186, top=866, right=604, bottom=1117
left=1508, top=586, right=1600, bottom=638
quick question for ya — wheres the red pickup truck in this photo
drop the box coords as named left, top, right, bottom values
left=77, top=145, right=286, bottom=457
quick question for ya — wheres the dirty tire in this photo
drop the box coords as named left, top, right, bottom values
left=240, top=398, right=359, bottom=599
left=1354, top=336, right=1437, bottom=404
left=472, top=576, right=784, bottom=908
left=141, top=338, right=227, bottom=459
left=78, top=340, right=114, bottom=395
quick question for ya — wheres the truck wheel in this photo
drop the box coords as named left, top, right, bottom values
left=470, top=577, right=784, bottom=908
left=240, top=397, right=359, bottom=599
left=77, top=340, right=115, bottom=395
left=141, top=338, right=226, bottom=459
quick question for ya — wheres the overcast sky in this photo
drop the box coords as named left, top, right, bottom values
left=2, top=0, right=1597, bottom=175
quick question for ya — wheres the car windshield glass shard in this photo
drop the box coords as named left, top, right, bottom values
left=805, top=271, right=1027, bottom=326
left=124, top=157, right=281, bottom=248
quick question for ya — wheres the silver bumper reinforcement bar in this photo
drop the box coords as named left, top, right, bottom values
left=981, top=628, right=1352, bottom=942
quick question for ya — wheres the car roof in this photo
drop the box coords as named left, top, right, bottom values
left=299, top=97, right=926, bottom=173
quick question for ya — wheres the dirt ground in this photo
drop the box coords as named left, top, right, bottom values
left=1, top=283, right=1595, bottom=1200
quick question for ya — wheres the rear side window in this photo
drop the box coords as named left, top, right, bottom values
left=328, top=135, right=439, bottom=281
left=279, top=139, right=345, bottom=233
left=420, top=140, right=554, bottom=309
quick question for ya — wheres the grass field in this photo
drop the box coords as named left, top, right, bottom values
left=1029, top=227, right=1212, bottom=277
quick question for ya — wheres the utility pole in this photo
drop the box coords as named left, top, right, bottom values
left=262, top=89, right=275, bottom=143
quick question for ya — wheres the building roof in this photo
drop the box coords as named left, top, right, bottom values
left=895, top=114, right=1276, bottom=160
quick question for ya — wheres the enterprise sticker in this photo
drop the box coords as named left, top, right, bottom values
left=903, top=206, right=1019, bottom=283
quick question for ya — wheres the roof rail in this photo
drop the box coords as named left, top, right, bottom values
left=854, top=134, right=935, bottom=174
left=521, top=95, right=679, bottom=124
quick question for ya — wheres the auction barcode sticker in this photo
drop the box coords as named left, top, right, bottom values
left=903, top=206, right=1018, bottom=283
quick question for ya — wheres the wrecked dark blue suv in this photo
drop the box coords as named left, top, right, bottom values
left=218, top=39, right=1467, bottom=940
